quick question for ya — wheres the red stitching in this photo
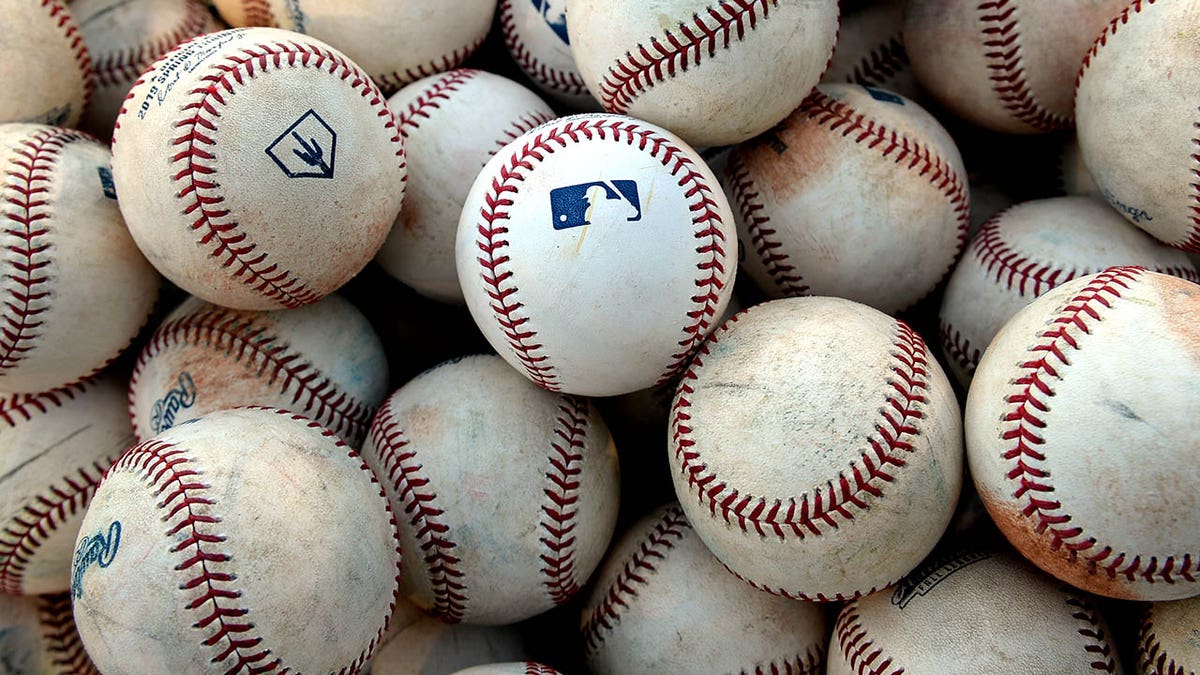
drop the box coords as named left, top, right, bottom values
left=369, top=403, right=466, bottom=623
left=474, top=117, right=728, bottom=391
left=847, top=35, right=910, bottom=88
left=744, top=650, right=824, bottom=675
left=725, top=153, right=809, bottom=297
left=725, top=561, right=884, bottom=603
left=671, top=313, right=932, bottom=545
left=977, top=0, right=1069, bottom=132
left=91, top=1, right=211, bottom=88
left=499, top=0, right=590, bottom=98
left=834, top=602, right=902, bottom=675
left=494, top=111, right=556, bottom=152
left=166, top=39, right=403, bottom=308
left=1000, top=266, right=1197, bottom=585
left=1065, top=594, right=1119, bottom=672
left=374, top=37, right=486, bottom=93
left=39, top=593, right=101, bottom=675
left=395, top=69, right=481, bottom=137
left=540, top=396, right=587, bottom=606
left=581, top=505, right=689, bottom=654
left=1137, top=607, right=1189, bottom=675
left=937, top=320, right=980, bottom=377
left=972, top=210, right=1078, bottom=297
left=1077, top=0, right=1153, bottom=92
left=239, top=0, right=274, bottom=27
left=1188, top=113, right=1200, bottom=253
left=44, top=0, right=94, bottom=119
left=130, top=308, right=374, bottom=444
left=523, top=662, right=559, bottom=675
left=599, top=0, right=778, bottom=114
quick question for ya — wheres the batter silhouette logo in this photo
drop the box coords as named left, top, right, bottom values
left=531, top=0, right=570, bottom=44
left=550, top=180, right=642, bottom=230
left=266, top=109, right=337, bottom=179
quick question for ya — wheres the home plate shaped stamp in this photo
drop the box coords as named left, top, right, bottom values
left=266, top=109, right=337, bottom=179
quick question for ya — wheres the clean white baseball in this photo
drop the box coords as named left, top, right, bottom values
left=0, top=377, right=130, bottom=595
left=581, top=503, right=828, bottom=674
left=128, top=293, right=389, bottom=446
left=1139, top=597, right=1200, bottom=675
left=499, top=0, right=596, bottom=108
left=1075, top=0, right=1200, bottom=252
left=380, top=69, right=555, bottom=304
left=0, top=592, right=98, bottom=674
left=70, top=407, right=401, bottom=674
left=726, top=84, right=968, bottom=314
left=566, top=0, right=840, bottom=147
left=360, top=355, right=620, bottom=625
left=73, top=0, right=219, bottom=138
left=822, top=0, right=922, bottom=102
left=827, top=549, right=1122, bottom=673
left=0, top=0, right=93, bottom=127
left=669, top=297, right=963, bottom=601
left=966, top=267, right=1200, bottom=601
left=450, top=664, right=561, bottom=675
left=370, top=612, right=529, bottom=675
left=0, top=124, right=159, bottom=394
left=456, top=113, right=737, bottom=397
left=903, top=0, right=1128, bottom=133
left=939, top=196, right=1198, bottom=388
left=111, top=27, right=407, bottom=311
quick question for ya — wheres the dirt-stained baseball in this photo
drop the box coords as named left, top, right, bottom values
left=1139, top=596, right=1200, bottom=675
left=370, top=611, right=529, bottom=675
left=0, top=0, right=93, bottom=127
left=499, top=0, right=596, bottom=108
left=0, top=592, right=98, bottom=674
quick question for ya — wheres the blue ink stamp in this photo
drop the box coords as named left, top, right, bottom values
left=864, top=86, right=904, bottom=105
left=550, top=180, right=641, bottom=230
left=71, top=521, right=121, bottom=598
left=532, top=0, right=570, bottom=44
left=97, top=167, right=117, bottom=200
left=1103, top=187, right=1152, bottom=224
left=266, top=109, right=337, bottom=179
left=150, top=371, right=197, bottom=434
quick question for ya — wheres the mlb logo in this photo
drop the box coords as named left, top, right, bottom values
left=550, top=180, right=642, bottom=230
left=531, top=0, right=570, bottom=44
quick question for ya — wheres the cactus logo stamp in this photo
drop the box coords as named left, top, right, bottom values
left=550, top=180, right=642, bottom=230
left=890, top=551, right=991, bottom=609
left=266, top=109, right=338, bottom=179
left=97, top=167, right=117, bottom=199
left=71, top=521, right=122, bottom=599
left=532, top=0, right=569, bottom=43
left=150, top=371, right=198, bottom=434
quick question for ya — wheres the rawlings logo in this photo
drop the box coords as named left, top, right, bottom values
left=150, top=371, right=198, bottom=434
left=890, top=550, right=991, bottom=609
left=71, top=521, right=121, bottom=598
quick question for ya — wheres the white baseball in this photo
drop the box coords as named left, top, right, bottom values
left=360, top=355, right=620, bottom=625
left=726, top=84, right=968, bottom=314
left=827, top=549, right=1123, bottom=674
left=1076, top=0, right=1200, bottom=252
left=111, top=27, right=406, bottom=311
left=499, top=0, right=596, bottom=109
left=128, top=293, right=389, bottom=446
left=581, top=503, right=828, bottom=674
left=669, top=297, right=963, bottom=601
left=450, top=664, right=561, bottom=675
left=1057, top=136, right=1101, bottom=199
left=903, top=0, right=1128, bottom=134
left=370, top=612, right=528, bottom=675
left=380, top=69, right=555, bottom=304
left=939, top=196, right=1198, bottom=388
left=0, top=592, right=98, bottom=674
left=1139, top=596, right=1200, bottom=675
left=71, top=407, right=401, bottom=674
left=822, top=0, right=922, bottom=103
left=0, top=377, right=130, bottom=595
left=73, top=0, right=219, bottom=138
left=0, top=124, right=159, bottom=394
left=0, top=0, right=93, bottom=127
left=456, top=113, right=737, bottom=397
left=966, top=268, right=1200, bottom=601
left=566, top=0, right=840, bottom=147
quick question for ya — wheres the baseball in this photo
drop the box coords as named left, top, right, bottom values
left=379, top=69, right=555, bottom=304
left=904, top=0, right=1128, bottom=134
left=0, top=592, right=98, bottom=674
left=939, top=196, right=1197, bottom=387
left=128, top=293, right=389, bottom=446
left=70, top=407, right=401, bottom=673
left=827, top=549, right=1122, bottom=673
left=966, top=267, right=1200, bottom=601
left=73, top=0, right=219, bottom=138
left=0, top=123, right=159, bottom=394
left=0, top=377, right=131, bottom=595
left=566, top=0, right=840, bottom=147
left=1076, top=0, right=1200, bottom=252
left=669, top=297, right=963, bottom=601
left=111, top=27, right=406, bottom=311
left=451, top=664, right=561, bottom=675
left=499, top=0, right=596, bottom=109
left=0, top=0, right=93, bottom=127
left=456, top=113, right=737, bottom=397
left=1057, top=136, right=1102, bottom=199
left=822, top=0, right=922, bottom=102
left=726, top=84, right=968, bottom=314
left=370, top=612, right=529, bottom=675
left=581, top=503, right=828, bottom=674
left=1139, top=596, right=1200, bottom=675
left=360, top=355, right=620, bottom=625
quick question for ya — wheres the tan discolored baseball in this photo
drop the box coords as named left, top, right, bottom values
left=0, top=592, right=98, bottom=674
left=0, top=0, right=93, bottom=127
left=1138, top=596, right=1200, bottom=675
left=499, top=0, right=597, bottom=109
left=822, top=0, right=922, bottom=102
left=669, top=297, right=963, bottom=601
left=369, top=610, right=529, bottom=675
left=581, top=503, right=828, bottom=674
left=71, top=407, right=401, bottom=674
left=0, top=124, right=159, bottom=394
left=111, top=27, right=406, bottom=311
left=128, top=294, right=388, bottom=447
left=966, top=267, right=1200, bottom=601
left=360, top=355, right=620, bottom=625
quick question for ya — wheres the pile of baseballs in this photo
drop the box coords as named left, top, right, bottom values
left=0, top=0, right=1197, bottom=673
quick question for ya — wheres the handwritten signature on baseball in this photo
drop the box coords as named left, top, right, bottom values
left=71, top=521, right=121, bottom=599
left=151, top=371, right=198, bottom=434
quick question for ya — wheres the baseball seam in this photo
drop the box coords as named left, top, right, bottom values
left=0, top=382, right=85, bottom=425
left=129, top=308, right=376, bottom=444
left=499, top=0, right=590, bottom=98
left=474, top=117, right=728, bottom=391
left=239, top=0, right=275, bottom=27
left=44, top=0, right=95, bottom=119
left=374, top=37, right=487, bottom=93
left=977, top=0, right=1070, bottom=132
left=1136, top=608, right=1185, bottom=675
left=370, top=403, right=467, bottom=623
left=599, top=0, right=778, bottom=114
left=725, top=561, right=887, bottom=603
left=91, top=1, right=211, bottom=89
left=1076, top=0, right=1153, bottom=91
left=1001, top=266, right=1197, bottom=585
left=523, top=663, right=558, bottom=675
left=937, top=320, right=981, bottom=377
left=494, top=111, right=557, bottom=153
left=1188, top=112, right=1200, bottom=253
left=1065, top=594, right=1119, bottom=672
left=39, top=593, right=100, bottom=675
left=835, top=602, right=902, bottom=675
left=540, top=396, right=588, bottom=606
left=726, top=153, right=810, bottom=297
left=395, top=69, right=481, bottom=138
left=847, top=35, right=910, bottom=88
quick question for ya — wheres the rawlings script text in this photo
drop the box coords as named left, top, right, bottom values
left=151, top=371, right=198, bottom=434
left=71, top=521, right=121, bottom=598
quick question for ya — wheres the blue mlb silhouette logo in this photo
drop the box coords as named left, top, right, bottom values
left=550, top=180, right=642, bottom=230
